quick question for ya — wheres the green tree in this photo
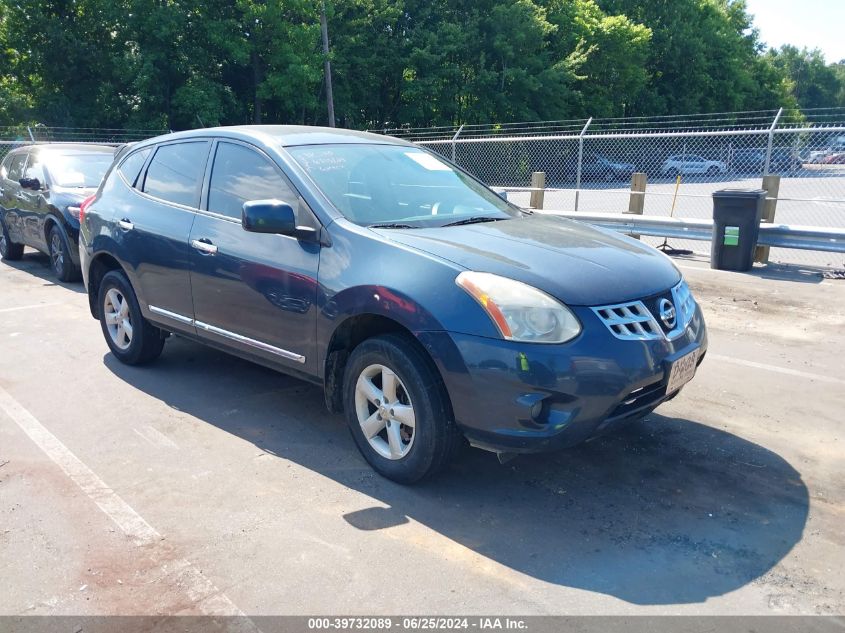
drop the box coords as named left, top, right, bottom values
left=596, top=0, right=790, bottom=114
left=765, top=46, right=844, bottom=110
left=543, top=0, right=652, bottom=118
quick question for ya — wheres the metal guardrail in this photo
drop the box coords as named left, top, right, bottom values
left=545, top=211, right=845, bottom=254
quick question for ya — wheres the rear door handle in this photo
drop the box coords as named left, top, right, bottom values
left=191, top=238, right=218, bottom=255
left=117, top=219, right=134, bottom=231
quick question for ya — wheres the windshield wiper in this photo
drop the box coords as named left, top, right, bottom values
left=440, top=216, right=506, bottom=227
left=368, top=222, right=416, bottom=229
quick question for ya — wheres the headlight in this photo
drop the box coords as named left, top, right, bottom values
left=455, top=271, right=581, bottom=344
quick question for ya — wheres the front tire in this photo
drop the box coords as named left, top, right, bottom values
left=0, top=217, right=24, bottom=261
left=48, top=225, right=80, bottom=282
left=98, top=270, right=165, bottom=365
left=343, top=334, right=460, bottom=484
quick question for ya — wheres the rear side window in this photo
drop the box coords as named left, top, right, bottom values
left=25, top=153, right=46, bottom=182
left=118, top=148, right=151, bottom=187
left=207, top=142, right=298, bottom=219
left=6, top=154, right=28, bottom=181
left=143, top=141, right=209, bottom=207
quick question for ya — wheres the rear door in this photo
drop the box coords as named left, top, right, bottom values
left=685, top=155, right=706, bottom=174
left=1, top=152, right=28, bottom=242
left=188, top=140, right=320, bottom=372
left=124, top=139, right=210, bottom=330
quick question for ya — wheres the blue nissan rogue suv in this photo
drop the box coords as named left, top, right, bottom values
left=79, top=126, right=707, bottom=483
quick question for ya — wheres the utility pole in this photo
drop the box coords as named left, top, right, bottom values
left=320, top=1, right=336, bottom=127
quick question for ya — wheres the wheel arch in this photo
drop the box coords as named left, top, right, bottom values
left=86, top=252, right=127, bottom=319
left=322, top=313, right=449, bottom=416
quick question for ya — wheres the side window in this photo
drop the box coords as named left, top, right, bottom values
left=7, top=154, right=28, bottom=181
left=25, top=154, right=46, bottom=183
left=118, top=148, right=151, bottom=187
left=207, top=142, right=299, bottom=219
left=142, top=141, right=209, bottom=207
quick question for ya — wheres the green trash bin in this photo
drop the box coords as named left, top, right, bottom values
left=711, top=189, right=766, bottom=271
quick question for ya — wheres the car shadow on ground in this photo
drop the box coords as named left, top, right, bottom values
left=2, top=250, right=85, bottom=294
left=104, top=337, right=809, bottom=606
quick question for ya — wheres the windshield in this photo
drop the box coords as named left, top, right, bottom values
left=46, top=153, right=113, bottom=188
left=287, top=144, right=521, bottom=227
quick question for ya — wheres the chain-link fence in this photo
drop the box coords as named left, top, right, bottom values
left=2, top=117, right=843, bottom=266
left=0, top=125, right=167, bottom=165
left=387, top=109, right=845, bottom=267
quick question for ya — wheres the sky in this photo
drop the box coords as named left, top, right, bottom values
left=745, top=0, right=845, bottom=63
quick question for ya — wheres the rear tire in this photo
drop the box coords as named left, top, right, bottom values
left=342, top=334, right=460, bottom=484
left=98, top=270, right=165, bottom=365
left=48, top=225, right=80, bottom=282
left=0, top=217, right=24, bottom=261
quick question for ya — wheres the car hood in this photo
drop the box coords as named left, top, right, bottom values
left=374, top=214, right=681, bottom=306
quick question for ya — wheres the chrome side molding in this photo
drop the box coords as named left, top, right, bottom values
left=149, top=305, right=193, bottom=325
left=147, top=305, right=306, bottom=364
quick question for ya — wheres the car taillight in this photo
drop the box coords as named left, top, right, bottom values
left=79, top=195, right=96, bottom=223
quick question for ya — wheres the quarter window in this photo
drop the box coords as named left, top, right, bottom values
left=118, top=148, right=151, bottom=187
left=207, top=142, right=298, bottom=219
left=25, top=154, right=46, bottom=183
left=143, top=141, right=209, bottom=207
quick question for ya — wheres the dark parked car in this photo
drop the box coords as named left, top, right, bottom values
left=731, top=148, right=801, bottom=174
left=578, top=153, right=636, bottom=182
left=0, top=143, right=114, bottom=280
left=80, top=126, right=707, bottom=483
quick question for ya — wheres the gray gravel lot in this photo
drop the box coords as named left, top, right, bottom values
left=0, top=250, right=843, bottom=616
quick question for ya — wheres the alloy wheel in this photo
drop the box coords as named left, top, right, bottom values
left=50, top=232, right=63, bottom=274
left=0, top=233, right=7, bottom=257
left=354, top=363, right=416, bottom=460
left=103, top=288, right=133, bottom=350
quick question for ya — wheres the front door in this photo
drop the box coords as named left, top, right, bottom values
left=17, top=152, right=49, bottom=250
left=189, top=140, right=320, bottom=373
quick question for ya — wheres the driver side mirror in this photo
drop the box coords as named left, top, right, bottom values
left=242, top=199, right=297, bottom=236
left=19, top=177, right=41, bottom=190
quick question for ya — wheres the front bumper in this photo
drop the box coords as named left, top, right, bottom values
left=418, top=304, right=707, bottom=454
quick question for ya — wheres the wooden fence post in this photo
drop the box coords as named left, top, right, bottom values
left=755, top=174, right=780, bottom=263
left=626, top=172, right=647, bottom=239
left=529, top=171, right=545, bottom=210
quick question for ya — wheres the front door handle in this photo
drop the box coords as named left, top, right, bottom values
left=191, top=238, right=218, bottom=255
left=117, top=219, right=134, bottom=231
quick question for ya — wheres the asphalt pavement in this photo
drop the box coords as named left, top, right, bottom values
left=0, top=250, right=843, bottom=616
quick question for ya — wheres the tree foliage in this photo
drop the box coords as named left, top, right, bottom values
left=0, top=0, right=842, bottom=129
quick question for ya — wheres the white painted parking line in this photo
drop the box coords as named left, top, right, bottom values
left=709, top=353, right=845, bottom=386
left=133, top=425, right=179, bottom=449
left=0, top=302, right=63, bottom=314
left=0, top=384, right=257, bottom=626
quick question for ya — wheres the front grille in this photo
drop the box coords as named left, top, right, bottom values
left=592, top=280, right=696, bottom=341
left=593, top=302, right=663, bottom=341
